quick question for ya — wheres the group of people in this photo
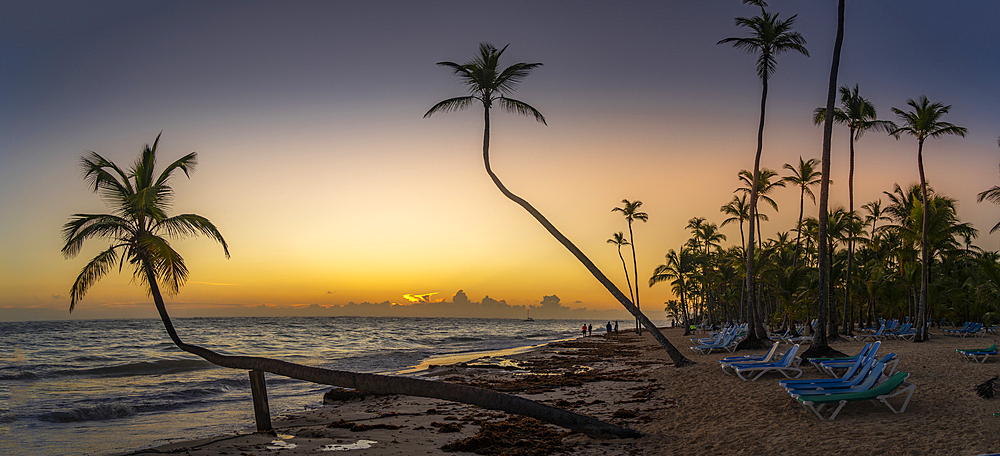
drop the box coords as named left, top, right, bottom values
left=581, top=321, right=619, bottom=337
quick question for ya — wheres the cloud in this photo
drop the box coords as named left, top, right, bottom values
left=51, top=294, right=62, bottom=299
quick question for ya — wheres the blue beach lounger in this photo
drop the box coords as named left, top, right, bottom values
left=957, top=343, right=998, bottom=363
left=731, top=344, right=802, bottom=381
left=720, top=342, right=781, bottom=375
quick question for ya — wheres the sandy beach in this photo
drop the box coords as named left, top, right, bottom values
left=120, top=327, right=1000, bottom=456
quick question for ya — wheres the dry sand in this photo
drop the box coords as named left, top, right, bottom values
left=119, top=327, right=1000, bottom=456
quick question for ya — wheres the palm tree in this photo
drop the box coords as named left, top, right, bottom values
left=607, top=232, right=634, bottom=306
left=891, top=96, right=968, bottom=341
left=807, top=0, right=845, bottom=359
left=720, top=194, right=751, bottom=253
left=650, top=247, right=696, bottom=335
left=781, top=157, right=822, bottom=262
left=719, top=0, right=808, bottom=349
left=613, top=199, right=649, bottom=334
left=63, top=134, right=638, bottom=438
left=425, top=43, right=691, bottom=366
left=813, top=84, right=895, bottom=335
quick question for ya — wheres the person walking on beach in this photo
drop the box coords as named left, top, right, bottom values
left=587, top=324, right=592, bottom=336
left=606, top=321, right=612, bottom=337
left=582, top=324, right=587, bottom=336
left=614, top=321, right=618, bottom=333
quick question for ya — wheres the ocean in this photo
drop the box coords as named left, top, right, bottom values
left=0, top=316, right=641, bottom=455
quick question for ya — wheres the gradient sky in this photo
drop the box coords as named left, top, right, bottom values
left=2, top=1, right=998, bottom=321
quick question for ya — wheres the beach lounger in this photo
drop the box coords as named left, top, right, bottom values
left=731, top=344, right=802, bottom=381
left=818, top=343, right=881, bottom=377
left=796, top=372, right=915, bottom=420
left=786, top=360, right=889, bottom=397
left=943, top=322, right=971, bottom=336
left=781, top=356, right=873, bottom=390
left=957, top=343, right=998, bottom=363
left=852, top=325, right=886, bottom=342
left=809, top=342, right=876, bottom=374
left=691, top=331, right=739, bottom=354
left=720, top=342, right=781, bottom=375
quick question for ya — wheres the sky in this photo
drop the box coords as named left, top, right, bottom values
left=1, top=1, right=998, bottom=321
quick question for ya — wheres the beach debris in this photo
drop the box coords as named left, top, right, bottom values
left=974, top=376, right=998, bottom=399
left=441, top=416, right=567, bottom=456
left=327, top=419, right=402, bottom=432
left=319, top=439, right=377, bottom=451
left=265, top=439, right=297, bottom=450
left=612, top=409, right=637, bottom=419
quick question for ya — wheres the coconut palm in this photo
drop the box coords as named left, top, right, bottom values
left=736, top=168, right=785, bottom=252
left=719, top=1, right=809, bottom=348
left=426, top=43, right=691, bottom=366
left=63, top=134, right=638, bottom=438
left=607, top=232, right=634, bottom=306
left=720, top=194, right=752, bottom=253
left=613, top=199, right=649, bottom=334
left=650, top=247, right=696, bottom=335
left=781, top=157, right=822, bottom=262
left=890, top=96, right=968, bottom=341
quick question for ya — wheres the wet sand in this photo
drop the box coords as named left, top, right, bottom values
left=119, top=327, right=1000, bottom=455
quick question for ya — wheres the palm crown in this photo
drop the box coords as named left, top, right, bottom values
left=62, top=134, right=229, bottom=310
left=718, top=9, right=809, bottom=80
left=424, top=43, right=546, bottom=124
left=890, top=96, right=967, bottom=142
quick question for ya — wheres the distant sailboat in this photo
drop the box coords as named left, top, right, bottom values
left=524, top=309, right=534, bottom=322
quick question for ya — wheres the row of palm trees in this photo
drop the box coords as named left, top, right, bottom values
left=652, top=180, right=995, bottom=339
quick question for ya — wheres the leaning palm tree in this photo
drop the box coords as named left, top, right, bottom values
left=781, top=157, right=822, bottom=263
left=813, top=84, right=895, bottom=335
left=614, top=199, right=648, bottom=334
left=607, top=232, right=634, bottom=306
left=719, top=0, right=808, bottom=349
left=425, top=42, right=692, bottom=366
left=890, top=96, right=968, bottom=342
left=63, top=134, right=639, bottom=438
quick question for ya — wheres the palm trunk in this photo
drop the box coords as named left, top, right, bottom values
left=738, top=68, right=767, bottom=350
left=480, top=107, right=693, bottom=366
left=141, top=262, right=639, bottom=439
left=843, top=129, right=856, bottom=335
left=916, top=138, right=929, bottom=342
left=628, top=221, right=641, bottom=334
left=618, top=247, right=634, bottom=305
left=807, top=0, right=845, bottom=356
left=793, top=187, right=805, bottom=265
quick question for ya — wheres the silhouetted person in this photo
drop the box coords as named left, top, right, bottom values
left=606, top=321, right=612, bottom=336
left=588, top=324, right=592, bottom=336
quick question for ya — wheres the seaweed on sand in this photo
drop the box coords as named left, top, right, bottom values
left=441, top=416, right=568, bottom=456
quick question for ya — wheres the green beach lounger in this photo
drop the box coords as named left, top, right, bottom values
left=957, top=343, right=998, bottom=363
left=796, top=372, right=915, bottom=420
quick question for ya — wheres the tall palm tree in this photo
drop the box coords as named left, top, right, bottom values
left=808, top=0, right=845, bottom=358
left=425, top=43, right=691, bottom=366
left=720, top=194, right=751, bottom=253
left=720, top=0, right=808, bottom=349
left=607, top=232, right=634, bottom=306
left=63, top=134, right=638, bottom=438
left=781, top=157, right=822, bottom=262
left=613, top=199, right=649, bottom=334
left=813, top=84, right=895, bottom=335
left=891, top=96, right=968, bottom=341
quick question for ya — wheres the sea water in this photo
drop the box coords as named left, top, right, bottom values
left=0, top=316, right=638, bottom=455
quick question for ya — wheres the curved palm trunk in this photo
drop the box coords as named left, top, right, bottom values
left=916, top=138, right=929, bottom=342
left=141, top=264, right=640, bottom=439
left=793, top=186, right=805, bottom=265
left=628, top=221, right=641, bottom=335
left=480, top=108, right=692, bottom=366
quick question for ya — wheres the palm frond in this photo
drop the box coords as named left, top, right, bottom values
left=136, top=233, right=188, bottom=296
left=69, top=246, right=121, bottom=311
left=62, top=214, right=132, bottom=258
left=155, top=151, right=198, bottom=187
left=423, top=96, right=477, bottom=118
left=497, top=97, right=547, bottom=124
left=156, top=214, right=231, bottom=258
left=81, top=151, right=134, bottom=204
